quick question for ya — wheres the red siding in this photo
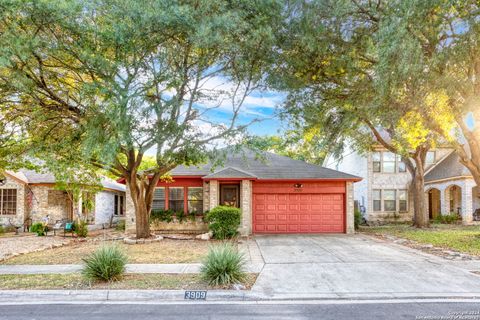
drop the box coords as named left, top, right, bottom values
left=156, top=177, right=203, bottom=213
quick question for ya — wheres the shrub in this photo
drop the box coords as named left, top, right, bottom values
left=0, top=225, right=4, bottom=235
left=175, top=210, right=186, bottom=223
left=115, top=220, right=126, bottom=231
left=30, top=222, right=46, bottom=236
left=433, top=213, right=460, bottom=224
left=75, top=220, right=88, bottom=238
left=82, top=244, right=127, bottom=282
left=354, top=209, right=362, bottom=230
left=201, top=243, right=246, bottom=286
left=150, top=209, right=174, bottom=223
left=205, top=206, right=241, bottom=239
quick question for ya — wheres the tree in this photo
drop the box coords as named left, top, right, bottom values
left=0, top=0, right=281, bottom=237
left=274, top=0, right=444, bottom=227
left=374, top=0, right=480, bottom=188
left=244, top=132, right=327, bottom=165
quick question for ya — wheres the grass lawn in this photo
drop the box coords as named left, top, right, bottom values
left=1, top=239, right=216, bottom=265
left=361, top=224, right=480, bottom=255
left=0, top=273, right=257, bottom=290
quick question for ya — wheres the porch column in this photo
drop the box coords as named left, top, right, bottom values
left=209, top=180, right=219, bottom=210
left=125, top=185, right=136, bottom=232
left=439, top=187, right=446, bottom=215
left=346, top=181, right=354, bottom=234
left=443, top=187, right=451, bottom=214
left=239, top=180, right=252, bottom=236
left=462, top=180, right=475, bottom=224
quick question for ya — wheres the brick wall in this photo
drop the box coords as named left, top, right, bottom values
left=239, top=180, right=252, bottom=236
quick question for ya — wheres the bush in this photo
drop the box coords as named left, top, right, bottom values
left=205, top=206, right=241, bottom=239
left=201, top=243, right=246, bottom=286
left=433, top=213, right=460, bottom=224
left=74, top=220, right=88, bottom=237
left=354, top=210, right=362, bottom=230
left=0, top=225, right=4, bottom=235
left=115, top=220, right=126, bottom=231
left=30, top=222, right=46, bottom=236
left=150, top=209, right=174, bottom=223
left=82, top=244, right=127, bottom=282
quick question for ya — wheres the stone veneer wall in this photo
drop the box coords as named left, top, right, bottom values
left=0, top=176, right=26, bottom=226
left=29, top=186, right=70, bottom=223
left=208, top=180, right=219, bottom=210
left=239, top=180, right=252, bottom=236
left=346, top=181, right=355, bottom=234
left=125, top=185, right=135, bottom=232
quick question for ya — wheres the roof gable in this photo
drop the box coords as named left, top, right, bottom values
left=203, top=166, right=257, bottom=179
left=424, top=152, right=471, bottom=182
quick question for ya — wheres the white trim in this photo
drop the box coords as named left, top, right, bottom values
left=424, top=176, right=472, bottom=185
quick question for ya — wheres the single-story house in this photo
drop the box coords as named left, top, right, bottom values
left=124, top=149, right=361, bottom=235
left=0, top=169, right=126, bottom=229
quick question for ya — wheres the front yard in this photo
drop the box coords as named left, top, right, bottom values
left=361, top=224, right=480, bottom=256
left=1, top=238, right=213, bottom=265
left=0, top=273, right=258, bottom=290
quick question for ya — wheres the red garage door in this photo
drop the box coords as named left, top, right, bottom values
left=253, top=182, right=346, bottom=234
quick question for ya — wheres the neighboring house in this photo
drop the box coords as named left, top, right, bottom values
left=326, top=146, right=479, bottom=224
left=123, top=149, right=361, bottom=235
left=0, top=169, right=126, bottom=229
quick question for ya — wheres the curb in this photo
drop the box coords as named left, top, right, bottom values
left=2, top=290, right=480, bottom=304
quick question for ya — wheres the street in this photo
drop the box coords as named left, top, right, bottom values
left=1, top=301, right=480, bottom=320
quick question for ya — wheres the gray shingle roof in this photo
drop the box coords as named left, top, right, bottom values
left=7, top=169, right=126, bottom=192
left=424, top=152, right=471, bottom=183
left=171, top=148, right=360, bottom=180
left=203, top=167, right=257, bottom=179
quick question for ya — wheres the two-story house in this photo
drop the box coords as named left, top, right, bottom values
left=324, top=146, right=479, bottom=224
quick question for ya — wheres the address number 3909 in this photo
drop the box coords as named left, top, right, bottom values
left=184, top=290, right=207, bottom=300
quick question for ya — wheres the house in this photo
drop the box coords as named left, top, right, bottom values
left=124, top=149, right=361, bottom=235
left=325, top=146, right=479, bottom=224
left=0, top=169, right=126, bottom=229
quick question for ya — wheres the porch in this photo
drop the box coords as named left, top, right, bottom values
left=424, top=178, right=479, bottom=223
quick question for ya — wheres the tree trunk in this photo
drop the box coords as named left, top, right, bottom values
left=126, top=175, right=155, bottom=239
left=412, top=155, right=429, bottom=228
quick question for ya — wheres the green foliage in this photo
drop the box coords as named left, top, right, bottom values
left=82, top=244, right=127, bottom=282
left=201, top=243, right=246, bottom=286
left=175, top=211, right=186, bottom=223
left=74, top=220, right=88, bottom=238
left=205, top=206, right=241, bottom=240
left=30, top=223, right=46, bottom=236
left=354, top=210, right=362, bottom=231
left=0, top=225, right=4, bottom=235
left=433, top=213, right=460, bottom=225
left=115, top=220, right=126, bottom=231
left=150, top=209, right=174, bottom=223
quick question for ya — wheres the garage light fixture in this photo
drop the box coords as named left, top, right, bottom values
left=294, top=183, right=303, bottom=188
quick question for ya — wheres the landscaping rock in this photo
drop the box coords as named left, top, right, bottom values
left=123, top=238, right=137, bottom=245
left=232, top=283, right=246, bottom=290
left=196, top=232, right=213, bottom=240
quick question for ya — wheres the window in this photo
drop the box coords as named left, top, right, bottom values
left=372, top=152, right=381, bottom=172
left=152, top=187, right=166, bottom=211
left=382, top=152, right=396, bottom=173
left=0, top=189, right=17, bottom=215
left=373, top=189, right=381, bottom=211
left=188, top=187, right=203, bottom=214
left=114, top=194, right=125, bottom=216
left=398, top=190, right=408, bottom=212
left=169, top=187, right=184, bottom=213
left=426, top=151, right=436, bottom=165
left=397, top=155, right=406, bottom=172
left=383, top=189, right=396, bottom=211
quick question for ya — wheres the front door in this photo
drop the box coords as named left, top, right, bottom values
left=220, top=184, right=240, bottom=208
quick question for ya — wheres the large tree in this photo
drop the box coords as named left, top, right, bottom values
left=0, top=0, right=281, bottom=237
left=374, top=0, right=480, bottom=187
left=274, top=0, right=446, bottom=227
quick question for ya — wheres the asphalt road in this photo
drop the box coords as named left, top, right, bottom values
left=1, top=301, right=480, bottom=320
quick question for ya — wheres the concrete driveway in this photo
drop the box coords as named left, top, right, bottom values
left=252, top=234, right=480, bottom=299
